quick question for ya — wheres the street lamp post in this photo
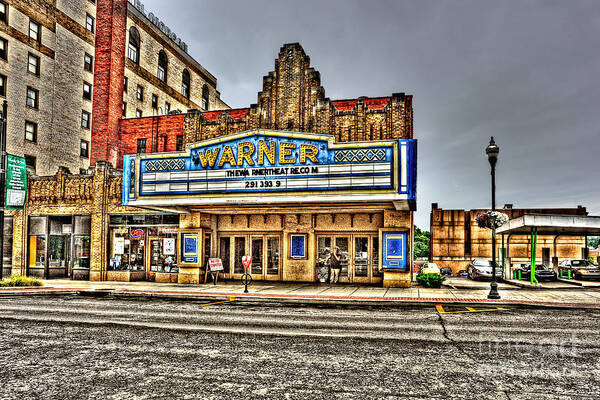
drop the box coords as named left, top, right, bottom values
left=486, top=137, right=501, bottom=300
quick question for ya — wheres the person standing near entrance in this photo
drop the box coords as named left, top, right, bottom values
left=329, top=246, right=342, bottom=283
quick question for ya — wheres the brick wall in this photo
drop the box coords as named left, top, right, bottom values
left=119, top=113, right=185, bottom=159
left=91, top=0, right=127, bottom=167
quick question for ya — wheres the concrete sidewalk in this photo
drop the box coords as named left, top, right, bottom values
left=1, top=279, right=600, bottom=309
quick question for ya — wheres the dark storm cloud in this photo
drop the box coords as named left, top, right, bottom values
left=142, top=0, right=600, bottom=228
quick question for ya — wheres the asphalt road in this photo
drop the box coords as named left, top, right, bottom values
left=0, top=295, right=598, bottom=399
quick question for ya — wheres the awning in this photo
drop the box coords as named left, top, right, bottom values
left=497, top=214, right=600, bottom=236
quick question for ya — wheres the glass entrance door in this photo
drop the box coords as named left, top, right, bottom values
left=48, top=235, right=70, bottom=279
left=316, top=235, right=350, bottom=283
left=316, top=234, right=381, bottom=284
left=219, top=234, right=281, bottom=280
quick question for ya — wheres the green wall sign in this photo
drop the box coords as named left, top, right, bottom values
left=5, top=154, right=27, bottom=209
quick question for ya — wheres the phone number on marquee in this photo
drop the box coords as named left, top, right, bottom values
left=245, top=180, right=283, bottom=189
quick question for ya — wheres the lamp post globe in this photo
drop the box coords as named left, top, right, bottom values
left=486, top=137, right=499, bottom=168
left=486, top=136, right=501, bottom=300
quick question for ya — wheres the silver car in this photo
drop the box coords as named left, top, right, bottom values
left=467, top=259, right=503, bottom=280
left=558, top=259, right=600, bottom=280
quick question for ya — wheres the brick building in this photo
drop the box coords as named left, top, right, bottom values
left=5, top=43, right=418, bottom=288
left=0, top=0, right=226, bottom=176
left=430, top=203, right=588, bottom=274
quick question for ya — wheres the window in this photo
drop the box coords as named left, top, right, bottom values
left=81, top=110, right=90, bottom=129
left=24, top=154, right=36, bottom=173
left=26, top=87, right=38, bottom=108
left=123, top=76, right=128, bottom=92
left=157, top=50, right=167, bottom=82
left=165, top=102, right=170, bottom=114
left=85, top=14, right=94, bottom=33
left=201, top=84, right=209, bottom=110
left=181, top=69, right=190, bottom=98
left=128, top=27, right=140, bottom=64
left=151, top=94, right=158, bottom=109
left=28, top=53, right=40, bottom=76
left=0, top=37, right=7, bottom=61
left=25, top=121, right=37, bottom=142
left=122, top=102, right=127, bottom=117
left=0, top=74, right=5, bottom=97
left=136, top=85, right=143, bottom=101
left=84, top=53, right=93, bottom=72
left=0, top=2, right=7, bottom=24
left=136, top=138, right=146, bottom=154
left=176, top=135, right=183, bottom=151
left=83, top=81, right=91, bottom=100
left=29, top=20, right=41, bottom=43
left=80, top=140, right=89, bottom=158
left=135, top=109, right=142, bottom=118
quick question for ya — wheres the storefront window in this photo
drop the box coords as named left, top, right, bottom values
left=108, top=215, right=179, bottom=277
left=148, top=228, right=178, bottom=274
left=110, top=227, right=145, bottom=271
left=29, top=235, right=46, bottom=267
left=73, top=236, right=90, bottom=269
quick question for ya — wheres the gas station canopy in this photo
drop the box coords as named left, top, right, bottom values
left=497, top=214, right=600, bottom=236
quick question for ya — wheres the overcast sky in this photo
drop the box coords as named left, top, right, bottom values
left=143, top=0, right=599, bottom=229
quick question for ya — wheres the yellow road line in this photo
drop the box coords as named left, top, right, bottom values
left=202, top=296, right=236, bottom=307
left=435, top=303, right=510, bottom=314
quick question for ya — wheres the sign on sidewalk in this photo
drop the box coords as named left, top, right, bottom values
left=5, top=154, right=27, bottom=209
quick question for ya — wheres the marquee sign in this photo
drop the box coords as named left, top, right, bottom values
left=122, top=129, right=417, bottom=208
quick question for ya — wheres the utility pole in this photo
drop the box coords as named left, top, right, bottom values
left=0, top=100, right=7, bottom=280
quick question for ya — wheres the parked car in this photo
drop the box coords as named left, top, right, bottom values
left=558, top=259, right=600, bottom=280
left=467, top=259, right=503, bottom=280
left=514, top=263, right=557, bottom=281
left=420, top=262, right=441, bottom=275
left=456, top=270, right=468, bottom=278
left=440, top=267, right=453, bottom=276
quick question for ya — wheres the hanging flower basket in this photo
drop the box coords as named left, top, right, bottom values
left=476, top=211, right=509, bottom=230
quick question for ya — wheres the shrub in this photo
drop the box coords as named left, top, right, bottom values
left=0, top=274, right=43, bottom=287
left=416, top=273, right=445, bottom=288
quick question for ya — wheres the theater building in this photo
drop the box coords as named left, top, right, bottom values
left=430, top=203, right=588, bottom=274
left=6, top=43, right=418, bottom=287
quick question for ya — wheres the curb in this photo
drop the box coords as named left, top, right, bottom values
left=1, top=287, right=599, bottom=310
left=556, top=278, right=584, bottom=287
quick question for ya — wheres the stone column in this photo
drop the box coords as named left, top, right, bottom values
left=89, top=162, right=112, bottom=281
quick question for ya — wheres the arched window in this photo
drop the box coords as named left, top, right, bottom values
left=128, top=27, right=140, bottom=64
left=157, top=50, right=168, bottom=82
left=201, top=84, right=209, bottom=110
left=181, top=69, right=190, bottom=99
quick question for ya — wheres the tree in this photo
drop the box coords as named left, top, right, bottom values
left=588, top=237, right=600, bottom=249
left=414, top=226, right=430, bottom=259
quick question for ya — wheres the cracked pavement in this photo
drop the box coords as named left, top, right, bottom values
left=0, top=296, right=599, bottom=399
